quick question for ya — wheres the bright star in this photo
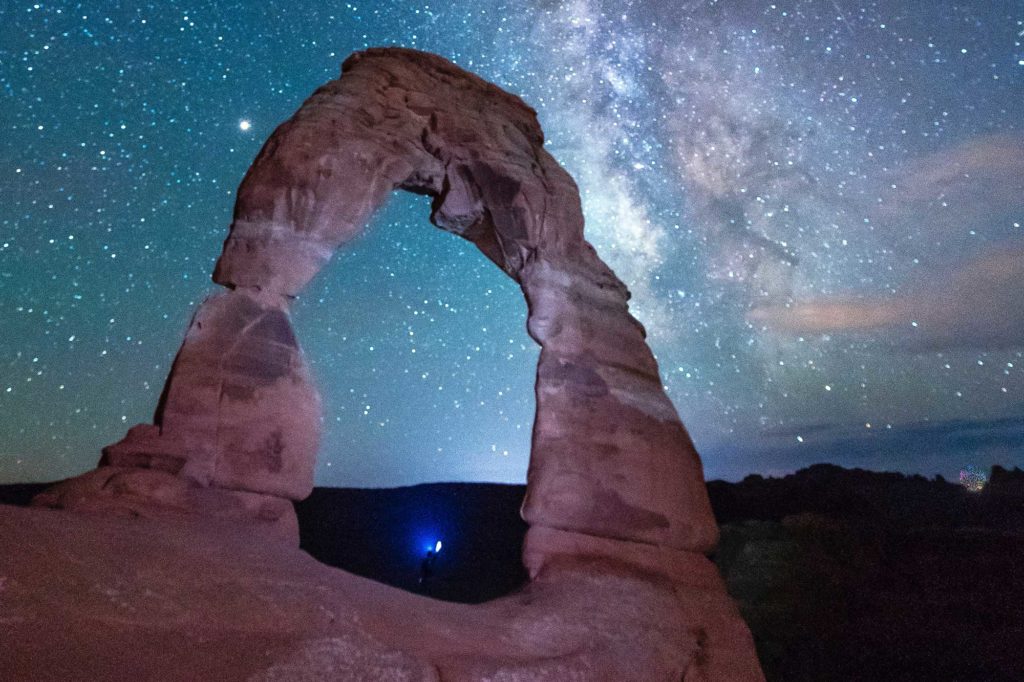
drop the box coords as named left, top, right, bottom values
left=239, top=119, right=252, bottom=131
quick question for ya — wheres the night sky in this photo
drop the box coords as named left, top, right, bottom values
left=2, top=1, right=1023, bottom=487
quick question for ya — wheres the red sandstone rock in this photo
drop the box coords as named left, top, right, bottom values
left=104, top=290, right=321, bottom=500
left=0, top=504, right=761, bottom=681
left=210, top=47, right=718, bottom=552
left=32, top=466, right=298, bottom=544
left=27, top=48, right=764, bottom=679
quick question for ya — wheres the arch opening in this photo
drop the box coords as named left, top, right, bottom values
left=290, top=190, right=537, bottom=488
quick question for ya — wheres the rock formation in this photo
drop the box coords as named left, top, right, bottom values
left=22, top=48, right=763, bottom=680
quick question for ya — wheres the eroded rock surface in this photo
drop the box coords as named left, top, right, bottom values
left=26, top=47, right=764, bottom=679
left=103, top=290, right=321, bottom=500
left=0, top=505, right=758, bottom=681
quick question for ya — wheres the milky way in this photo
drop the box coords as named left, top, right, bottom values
left=2, top=1, right=1022, bottom=486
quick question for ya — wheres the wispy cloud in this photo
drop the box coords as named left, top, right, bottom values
left=876, top=134, right=1024, bottom=229
left=749, top=243, right=1024, bottom=351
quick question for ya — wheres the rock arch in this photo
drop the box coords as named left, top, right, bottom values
left=34, top=48, right=763, bottom=679
left=95, top=47, right=716, bottom=555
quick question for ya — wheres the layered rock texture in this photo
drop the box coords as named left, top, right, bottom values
left=17, top=48, right=763, bottom=680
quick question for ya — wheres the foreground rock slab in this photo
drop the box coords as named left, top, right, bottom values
left=0, top=505, right=759, bottom=681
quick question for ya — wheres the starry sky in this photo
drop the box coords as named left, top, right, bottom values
left=2, top=1, right=1023, bottom=487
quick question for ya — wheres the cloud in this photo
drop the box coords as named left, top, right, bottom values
left=749, top=243, right=1024, bottom=351
left=872, top=134, right=1024, bottom=259
left=878, top=134, right=1024, bottom=218
left=748, top=298, right=903, bottom=333
left=751, top=134, right=1024, bottom=351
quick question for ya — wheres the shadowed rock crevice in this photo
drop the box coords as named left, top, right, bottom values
left=28, top=47, right=763, bottom=680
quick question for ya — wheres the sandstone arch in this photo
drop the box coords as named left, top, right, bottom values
left=33, top=48, right=763, bottom=679
left=116, top=47, right=715, bottom=551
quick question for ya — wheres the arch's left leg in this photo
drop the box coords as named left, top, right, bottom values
left=33, top=288, right=319, bottom=544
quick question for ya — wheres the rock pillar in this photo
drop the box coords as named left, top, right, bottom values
left=520, top=255, right=718, bottom=552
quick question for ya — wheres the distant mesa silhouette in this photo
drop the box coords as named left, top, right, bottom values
left=17, top=48, right=762, bottom=680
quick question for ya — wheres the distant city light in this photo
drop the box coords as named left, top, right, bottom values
left=959, top=466, right=987, bottom=493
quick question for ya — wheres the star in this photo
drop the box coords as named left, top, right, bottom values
left=239, top=119, right=252, bottom=132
